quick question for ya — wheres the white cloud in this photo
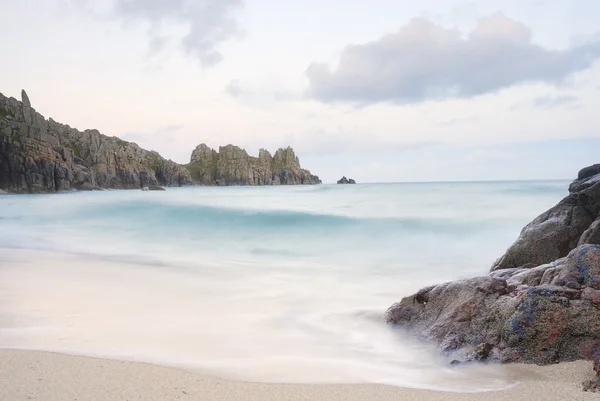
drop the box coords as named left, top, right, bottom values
left=79, top=0, right=245, bottom=66
left=306, top=12, right=600, bottom=104
left=466, top=149, right=513, bottom=164
left=533, top=95, right=578, bottom=108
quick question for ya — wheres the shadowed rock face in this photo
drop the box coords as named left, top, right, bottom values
left=386, top=165, right=600, bottom=371
left=0, top=89, right=322, bottom=193
left=492, top=169, right=600, bottom=271
left=337, top=176, right=356, bottom=184
left=186, top=144, right=321, bottom=186
left=0, top=90, right=193, bottom=193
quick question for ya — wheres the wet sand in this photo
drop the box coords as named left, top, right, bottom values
left=0, top=349, right=597, bottom=401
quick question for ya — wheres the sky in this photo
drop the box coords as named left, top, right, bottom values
left=1, top=0, right=600, bottom=183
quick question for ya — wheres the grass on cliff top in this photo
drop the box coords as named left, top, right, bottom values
left=145, top=152, right=163, bottom=171
left=116, top=138, right=129, bottom=149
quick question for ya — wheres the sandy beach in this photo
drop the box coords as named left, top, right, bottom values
left=0, top=350, right=596, bottom=401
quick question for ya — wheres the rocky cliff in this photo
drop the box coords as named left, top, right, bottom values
left=386, top=165, right=600, bottom=389
left=186, top=144, right=321, bottom=186
left=0, top=90, right=193, bottom=193
left=0, top=90, right=322, bottom=193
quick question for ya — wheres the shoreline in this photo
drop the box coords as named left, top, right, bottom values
left=0, top=349, right=597, bottom=401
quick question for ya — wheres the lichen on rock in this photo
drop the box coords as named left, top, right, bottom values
left=386, top=165, right=600, bottom=390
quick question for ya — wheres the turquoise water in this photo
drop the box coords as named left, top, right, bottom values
left=0, top=181, right=569, bottom=391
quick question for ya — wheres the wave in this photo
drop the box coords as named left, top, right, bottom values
left=67, top=200, right=500, bottom=237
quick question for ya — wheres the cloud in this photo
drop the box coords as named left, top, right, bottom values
left=225, top=80, right=244, bottom=97
left=306, top=12, right=600, bottom=105
left=160, top=124, right=184, bottom=133
left=121, top=124, right=183, bottom=146
left=225, top=79, right=298, bottom=105
left=264, top=129, right=440, bottom=157
left=466, top=149, right=513, bottom=164
left=533, top=95, right=579, bottom=108
left=88, top=0, right=244, bottom=66
left=439, top=116, right=479, bottom=126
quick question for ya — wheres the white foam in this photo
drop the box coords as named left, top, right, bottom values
left=0, top=249, right=519, bottom=392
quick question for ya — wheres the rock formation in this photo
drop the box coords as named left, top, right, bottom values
left=386, top=165, right=600, bottom=388
left=186, top=144, right=321, bottom=186
left=337, top=176, right=356, bottom=184
left=0, top=89, right=322, bottom=193
left=0, top=90, right=193, bottom=193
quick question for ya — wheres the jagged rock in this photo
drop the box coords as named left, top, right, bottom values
left=0, top=90, right=193, bottom=193
left=21, top=90, right=31, bottom=108
left=337, top=176, right=356, bottom=184
left=571, top=164, right=600, bottom=193
left=148, top=185, right=166, bottom=191
left=387, top=165, right=600, bottom=376
left=579, top=219, right=600, bottom=247
left=492, top=170, right=600, bottom=270
left=386, top=244, right=600, bottom=365
left=186, top=143, right=321, bottom=186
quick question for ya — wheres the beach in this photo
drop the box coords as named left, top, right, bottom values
left=0, top=350, right=596, bottom=401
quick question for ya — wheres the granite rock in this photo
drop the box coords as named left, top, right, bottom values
left=187, top=144, right=321, bottom=186
left=387, top=165, right=600, bottom=388
left=386, top=244, right=600, bottom=365
left=492, top=170, right=600, bottom=271
left=0, top=90, right=193, bottom=193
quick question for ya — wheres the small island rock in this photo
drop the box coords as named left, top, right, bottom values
left=337, top=176, right=356, bottom=184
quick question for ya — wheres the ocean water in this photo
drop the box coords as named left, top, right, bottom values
left=0, top=181, right=569, bottom=391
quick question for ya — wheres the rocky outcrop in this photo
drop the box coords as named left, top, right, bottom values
left=492, top=168, right=600, bottom=270
left=0, top=90, right=193, bottom=193
left=186, top=144, right=321, bottom=186
left=337, top=176, right=356, bottom=184
left=386, top=165, right=600, bottom=387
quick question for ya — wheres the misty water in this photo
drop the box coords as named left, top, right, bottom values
left=0, top=181, right=569, bottom=391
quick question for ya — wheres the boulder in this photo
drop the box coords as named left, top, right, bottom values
left=492, top=171, right=600, bottom=271
left=386, top=244, right=600, bottom=365
left=387, top=165, right=600, bottom=389
left=579, top=219, right=600, bottom=247
left=570, top=164, right=600, bottom=193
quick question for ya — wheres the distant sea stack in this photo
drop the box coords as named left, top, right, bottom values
left=337, top=176, right=356, bottom=184
left=186, top=144, right=321, bottom=186
left=0, top=89, right=322, bottom=193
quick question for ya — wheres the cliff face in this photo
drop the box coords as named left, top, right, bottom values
left=0, top=89, right=322, bottom=193
left=187, top=143, right=321, bottom=186
left=0, top=90, right=193, bottom=193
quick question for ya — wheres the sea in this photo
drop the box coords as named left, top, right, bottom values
left=0, top=181, right=570, bottom=392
